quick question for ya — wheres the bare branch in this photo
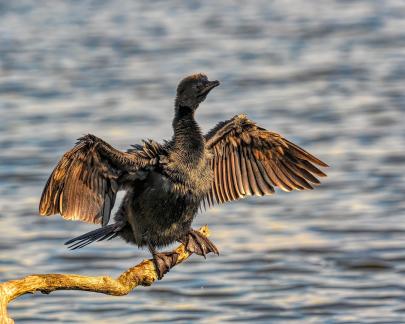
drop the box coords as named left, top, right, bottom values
left=0, top=225, right=211, bottom=324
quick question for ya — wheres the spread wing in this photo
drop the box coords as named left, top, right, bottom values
left=204, top=115, right=328, bottom=205
left=39, top=134, right=162, bottom=226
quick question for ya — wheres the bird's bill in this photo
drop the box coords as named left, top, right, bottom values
left=198, top=80, right=220, bottom=97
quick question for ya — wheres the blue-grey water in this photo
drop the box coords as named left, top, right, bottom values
left=1, top=1, right=405, bottom=323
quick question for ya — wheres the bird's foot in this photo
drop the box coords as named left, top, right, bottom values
left=152, top=251, right=179, bottom=280
left=180, top=229, right=219, bottom=258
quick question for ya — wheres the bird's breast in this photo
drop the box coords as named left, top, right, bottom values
left=161, top=155, right=213, bottom=200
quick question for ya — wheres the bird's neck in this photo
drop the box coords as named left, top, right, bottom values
left=172, top=104, right=204, bottom=164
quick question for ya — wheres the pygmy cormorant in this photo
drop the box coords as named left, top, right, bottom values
left=39, top=73, right=328, bottom=278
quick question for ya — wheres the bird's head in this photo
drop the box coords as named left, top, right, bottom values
left=175, top=73, right=220, bottom=110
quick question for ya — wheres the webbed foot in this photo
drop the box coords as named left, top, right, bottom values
left=152, top=251, right=179, bottom=280
left=180, top=229, right=219, bottom=258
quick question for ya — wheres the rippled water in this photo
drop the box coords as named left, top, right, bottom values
left=1, top=0, right=405, bottom=323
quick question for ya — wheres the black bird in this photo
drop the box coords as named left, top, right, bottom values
left=39, top=73, right=328, bottom=278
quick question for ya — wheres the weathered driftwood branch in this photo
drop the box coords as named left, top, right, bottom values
left=0, top=225, right=211, bottom=324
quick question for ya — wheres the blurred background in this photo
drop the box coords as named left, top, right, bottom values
left=1, top=0, right=405, bottom=323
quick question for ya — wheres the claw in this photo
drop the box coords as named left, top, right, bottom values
left=180, top=229, right=219, bottom=258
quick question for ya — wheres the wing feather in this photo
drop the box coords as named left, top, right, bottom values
left=232, top=146, right=245, bottom=196
left=229, top=147, right=242, bottom=197
left=221, top=152, right=231, bottom=202
left=250, top=156, right=274, bottom=195
left=39, top=134, right=160, bottom=225
left=214, top=150, right=224, bottom=203
left=204, top=115, right=328, bottom=205
left=239, top=146, right=253, bottom=196
left=243, top=146, right=262, bottom=196
left=255, top=161, right=275, bottom=194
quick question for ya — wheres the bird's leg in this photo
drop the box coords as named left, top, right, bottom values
left=179, top=228, right=219, bottom=258
left=148, top=243, right=178, bottom=280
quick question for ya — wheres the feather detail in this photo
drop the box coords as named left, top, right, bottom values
left=203, top=114, right=328, bottom=206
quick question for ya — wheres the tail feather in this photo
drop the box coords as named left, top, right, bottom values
left=65, top=223, right=123, bottom=250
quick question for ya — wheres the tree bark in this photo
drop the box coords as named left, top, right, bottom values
left=0, top=225, right=211, bottom=324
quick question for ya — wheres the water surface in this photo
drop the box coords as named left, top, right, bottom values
left=1, top=1, right=405, bottom=323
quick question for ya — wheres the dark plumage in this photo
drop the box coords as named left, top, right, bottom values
left=39, top=73, right=328, bottom=278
